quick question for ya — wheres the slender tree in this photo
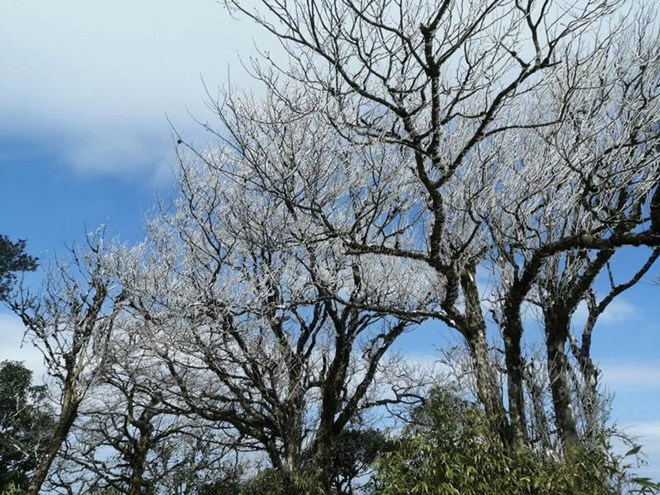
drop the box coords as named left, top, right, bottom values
left=6, top=233, right=122, bottom=495
left=49, top=325, right=234, bottom=495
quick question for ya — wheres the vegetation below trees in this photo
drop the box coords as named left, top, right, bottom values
left=373, top=388, right=658, bottom=495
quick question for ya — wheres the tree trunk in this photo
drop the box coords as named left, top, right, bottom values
left=524, top=362, right=552, bottom=449
left=464, top=327, right=509, bottom=444
left=26, top=394, right=79, bottom=495
left=545, top=313, right=580, bottom=448
left=127, top=457, right=148, bottom=495
left=279, top=417, right=306, bottom=493
left=127, top=426, right=153, bottom=495
left=314, top=376, right=340, bottom=494
left=573, top=306, right=601, bottom=443
left=460, top=269, right=510, bottom=444
left=578, top=354, right=599, bottom=442
left=501, top=303, right=529, bottom=446
left=503, top=327, right=528, bottom=446
left=314, top=430, right=335, bottom=495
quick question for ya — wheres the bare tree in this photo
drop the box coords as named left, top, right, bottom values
left=213, top=0, right=660, bottom=449
left=1, top=2, right=657, bottom=492
left=5, top=232, right=122, bottom=495
left=49, top=325, right=236, bottom=495
left=483, top=17, right=660, bottom=447
left=112, top=156, right=433, bottom=493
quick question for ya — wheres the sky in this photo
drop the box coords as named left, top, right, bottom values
left=0, top=0, right=659, bottom=481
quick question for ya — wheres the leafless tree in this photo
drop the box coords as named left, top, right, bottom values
left=112, top=156, right=434, bottom=493
left=483, top=17, right=660, bottom=447
left=47, top=324, right=237, bottom=495
left=5, top=232, right=122, bottom=495
left=213, top=0, right=660, bottom=449
left=3, top=2, right=658, bottom=492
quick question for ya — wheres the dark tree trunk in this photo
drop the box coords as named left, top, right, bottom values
left=501, top=297, right=529, bottom=446
left=313, top=339, right=347, bottom=494
left=524, top=362, right=552, bottom=449
left=545, top=312, right=580, bottom=448
left=503, top=325, right=528, bottom=446
left=314, top=429, right=336, bottom=495
left=500, top=275, right=534, bottom=447
left=126, top=422, right=154, bottom=495
left=26, top=392, right=79, bottom=495
left=464, top=326, right=509, bottom=444
left=460, top=269, right=510, bottom=445
left=572, top=309, right=601, bottom=443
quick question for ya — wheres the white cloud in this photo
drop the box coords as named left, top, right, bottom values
left=63, top=129, right=168, bottom=176
left=627, top=422, right=660, bottom=439
left=0, top=311, right=45, bottom=376
left=621, top=422, right=660, bottom=481
left=0, top=0, right=272, bottom=179
left=572, top=297, right=639, bottom=329
left=599, top=360, right=660, bottom=393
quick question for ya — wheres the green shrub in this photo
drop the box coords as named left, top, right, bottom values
left=372, top=388, right=659, bottom=495
left=1, top=483, right=23, bottom=495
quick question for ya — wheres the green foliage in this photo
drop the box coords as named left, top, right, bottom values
left=0, top=482, right=24, bottom=495
left=372, top=388, right=659, bottom=495
left=240, top=469, right=289, bottom=495
left=197, top=467, right=244, bottom=495
left=204, top=429, right=388, bottom=495
left=0, top=236, right=37, bottom=300
left=330, top=428, right=389, bottom=493
left=240, top=468, right=327, bottom=495
left=0, top=361, right=54, bottom=492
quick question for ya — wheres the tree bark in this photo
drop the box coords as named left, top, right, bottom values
left=313, top=429, right=335, bottom=495
left=127, top=422, right=153, bottom=495
left=459, top=269, right=510, bottom=445
left=572, top=306, right=601, bottom=443
left=26, top=392, right=79, bottom=495
left=503, top=325, right=528, bottom=446
left=313, top=331, right=348, bottom=494
left=545, top=312, right=580, bottom=448
left=464, top=327, right=509, bottom=444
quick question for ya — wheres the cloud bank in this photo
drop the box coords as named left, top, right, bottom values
left=0, top=0, right=270, bottom=181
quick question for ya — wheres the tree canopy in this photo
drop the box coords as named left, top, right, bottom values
left=0, top=361, right=54, bottom=493
left=0, top=236, right=37, bottom=300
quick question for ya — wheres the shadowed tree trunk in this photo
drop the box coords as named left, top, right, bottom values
left=26, top=395, right=79, bottom=495
left=544, top=309, right=579, bottom=448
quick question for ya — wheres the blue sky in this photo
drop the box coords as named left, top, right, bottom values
left=1, top=0, right=658, bottom=481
